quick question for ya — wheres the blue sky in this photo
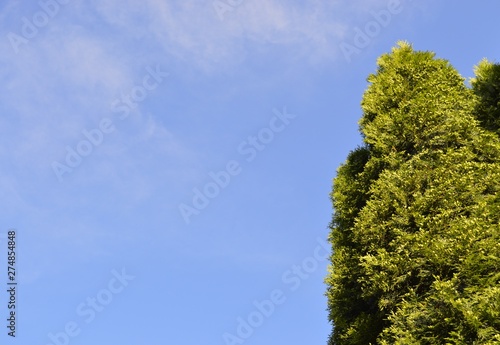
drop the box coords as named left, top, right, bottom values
left=0, top=1, right=499, bottom=344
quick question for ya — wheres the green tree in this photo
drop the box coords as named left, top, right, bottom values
left=471, top=59, right=500, bottom=134
left=326, top=42, right=500, bottom=344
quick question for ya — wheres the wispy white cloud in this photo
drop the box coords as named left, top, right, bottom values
left=84, top=0, right=348, bottom=71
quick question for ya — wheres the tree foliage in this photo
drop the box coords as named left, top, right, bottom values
left=472, top=59, right=500, bottom=134
left=326, top=42, right=500, bottom=344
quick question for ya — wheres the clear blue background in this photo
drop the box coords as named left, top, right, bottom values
left=0, top=1, right=499, bottom=344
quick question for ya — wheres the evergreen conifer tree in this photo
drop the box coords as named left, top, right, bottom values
left=326, top=42, right=500, bottom=344
left=472, top=59, right=500, bottom=134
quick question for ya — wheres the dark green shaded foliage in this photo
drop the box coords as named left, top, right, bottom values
left=326, top=42, right=500, bottom=345
left=471, top=60, right=500, bottom=135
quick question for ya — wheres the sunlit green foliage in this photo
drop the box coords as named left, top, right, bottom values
left=326, top=42, right=500, bottom=344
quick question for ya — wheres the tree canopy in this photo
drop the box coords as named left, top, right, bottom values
left=326, top=42, right=500, bottom=344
